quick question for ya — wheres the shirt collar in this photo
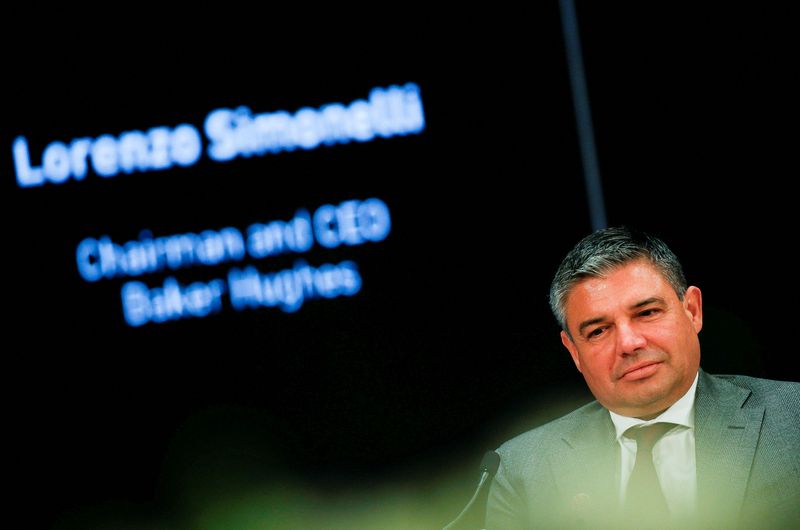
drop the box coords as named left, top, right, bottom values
left=608, top=371, right=699, bottom=441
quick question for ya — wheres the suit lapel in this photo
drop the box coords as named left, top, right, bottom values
left=695, top=370, right=765, bottom=520
left=549, top=406, right=620, bottom=521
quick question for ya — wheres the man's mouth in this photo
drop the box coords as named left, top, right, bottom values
left=620, top=361, right=662, bottom=381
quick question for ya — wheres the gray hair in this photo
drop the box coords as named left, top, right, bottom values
left=550, top=227, right=688, bottom=338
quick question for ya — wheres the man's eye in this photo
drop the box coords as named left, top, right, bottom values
left=588, top=328, right=604, bottom=338
left=639, top=309, right=659, bottom=317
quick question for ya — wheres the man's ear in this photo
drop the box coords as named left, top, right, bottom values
left=684, top=286, right=703, bottom=333
left=561, top=330, right=582, bottom=373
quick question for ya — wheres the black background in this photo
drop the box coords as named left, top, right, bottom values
left=4, top=3, right=797, bottom=529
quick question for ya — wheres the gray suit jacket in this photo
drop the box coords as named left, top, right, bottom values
left=486, top=370, right=800, bottom=529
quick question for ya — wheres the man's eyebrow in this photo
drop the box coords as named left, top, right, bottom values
left=630, top=297, right=666, bottom=310
left=578, top=317, right=607, bottom=337
left=576, top=297, right=667, bottom=336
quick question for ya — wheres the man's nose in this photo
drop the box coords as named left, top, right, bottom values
left=616, top=320, right=647, bottom=355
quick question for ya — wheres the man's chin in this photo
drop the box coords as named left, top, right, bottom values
left=614, top=383, right=678, bottom=417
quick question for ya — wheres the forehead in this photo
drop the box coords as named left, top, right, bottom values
left=565, top=261, right=674, bottom=315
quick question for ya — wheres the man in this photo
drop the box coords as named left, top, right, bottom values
left=486, top=227, right=799, bottom=529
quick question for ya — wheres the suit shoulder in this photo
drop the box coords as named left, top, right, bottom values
left=706, top=373, right=800, bottom=430
left=496, top=400, right=606, bottom=459
left=712, top=373, right=800, bottom=406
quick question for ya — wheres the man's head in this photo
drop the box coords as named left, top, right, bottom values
left=550, top=227, right=702, bottom=419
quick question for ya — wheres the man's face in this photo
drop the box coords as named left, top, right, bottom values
left=560, top=260, right=702, bottom=419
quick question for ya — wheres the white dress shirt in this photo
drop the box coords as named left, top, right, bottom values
left=608, top=372, right=699, bottom=518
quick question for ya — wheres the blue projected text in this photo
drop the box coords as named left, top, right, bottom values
left=205, top=84, right=425, bottom=161
left=76, top=198, right=390, bottom=282
left=14, top=125, right=203, bottom=186
left=77, top=197, right=390, bottom=326
left=121, top=260, right=361, bottom=327
left=227, top=260, right=362, bottom=314
left=14, top=83, right=425, bottom=188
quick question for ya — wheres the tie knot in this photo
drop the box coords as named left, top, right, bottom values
left=625, top=422, right=675, bottom=451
